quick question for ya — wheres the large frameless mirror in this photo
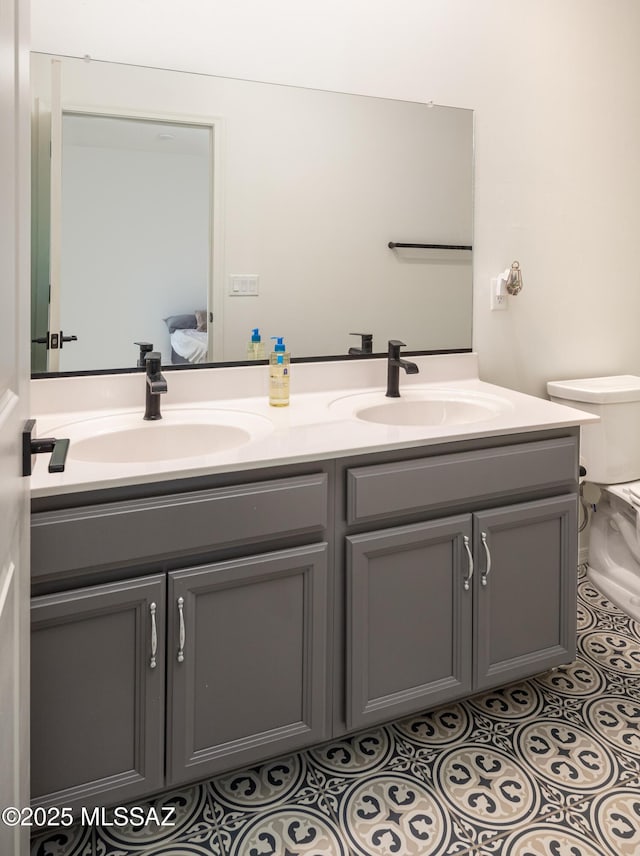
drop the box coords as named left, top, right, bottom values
left=31, top=53, right=473, bottom=375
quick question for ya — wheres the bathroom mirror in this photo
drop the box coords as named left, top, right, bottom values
left=31, top=53, right=473, bottom=375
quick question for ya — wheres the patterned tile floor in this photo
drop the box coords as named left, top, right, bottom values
left=32, top=567, right=640, bottom=856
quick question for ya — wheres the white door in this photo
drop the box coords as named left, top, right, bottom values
left=0, top=1, right=31, bottom=854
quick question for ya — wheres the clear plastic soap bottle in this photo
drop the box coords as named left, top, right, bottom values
left=247, top=328, right=266, bottom=360
left=269, top=336, right=290, bottom=406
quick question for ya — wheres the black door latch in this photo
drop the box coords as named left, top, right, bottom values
left=22, top=419, right=70, bottom=476
left=31, top=331, right=78, bottom=350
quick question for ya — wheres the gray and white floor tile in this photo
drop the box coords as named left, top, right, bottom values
left=207, top=753, right=350, bottom=856
left=93, top=784, right=220, bottom=855
left=30, top=824, right=94, bottom=856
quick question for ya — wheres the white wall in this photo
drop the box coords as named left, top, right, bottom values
left=31, top=0, right=640, bottom=393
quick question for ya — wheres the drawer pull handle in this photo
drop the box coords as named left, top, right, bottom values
left=177, top=596, right=185, bottom=663
left=462, top=535, right=474, bottom=591
left=481, top=531, right=492, bottom=586
left=149, top=602, right=158, bottom=669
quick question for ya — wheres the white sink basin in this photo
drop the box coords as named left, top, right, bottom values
left=52, top=409, right=274, bottom=465
left=329, top=387, right=513, bottom=427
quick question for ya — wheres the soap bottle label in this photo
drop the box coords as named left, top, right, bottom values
left=269, top=360, right=290, bottom=406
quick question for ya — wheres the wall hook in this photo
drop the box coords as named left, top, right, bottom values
left=504, top=260, right=523, bottom=295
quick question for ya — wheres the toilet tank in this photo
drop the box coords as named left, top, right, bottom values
left=547, top=375, right=640, bottom=484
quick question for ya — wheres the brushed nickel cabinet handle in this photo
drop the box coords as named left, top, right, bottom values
left=481, top=531, right=492, bottom=586
left=462, top=535, right=474, bottom=591
left=177, top=596, right=185, bottom=663
left=149, top=602, right=158, bottom=669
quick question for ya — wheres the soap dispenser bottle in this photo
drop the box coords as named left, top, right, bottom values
left=247, top=328, right=266, bottom=360
left=269, top=336, right=290, bottom=406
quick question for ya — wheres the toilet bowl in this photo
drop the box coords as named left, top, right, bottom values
left=547, top=375, right=640, bottom=621
left=588, top=483, right=640, bottom=620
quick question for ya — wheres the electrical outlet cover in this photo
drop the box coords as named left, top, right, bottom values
left=490, top=277, right=508, bottom=311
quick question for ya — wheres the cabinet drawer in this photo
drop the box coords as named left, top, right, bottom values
left=346, top=437, right=577, bottom=524
left=32, top=472, right=328, bottom=580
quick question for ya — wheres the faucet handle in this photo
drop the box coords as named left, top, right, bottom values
left=135, top=341, right=154, bottom=367
left=144, top=351, right=163, bottom=371
left=388, top=339, right=406, bottom=359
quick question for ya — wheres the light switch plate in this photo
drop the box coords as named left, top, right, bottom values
left=229, top=274, right=259, bottom=296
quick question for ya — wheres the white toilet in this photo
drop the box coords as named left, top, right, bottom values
left=548, top=375, right=640, bottom=621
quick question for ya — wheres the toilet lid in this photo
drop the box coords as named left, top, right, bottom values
left=548, top=375, right=640, bottom=403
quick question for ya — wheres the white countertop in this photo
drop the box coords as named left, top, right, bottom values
left=29, top=353, right=597, bottom=498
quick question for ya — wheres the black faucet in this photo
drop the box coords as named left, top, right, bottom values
left=144, top=351, right=167, bottom=420
left=348, top=332, right=373, bottom=355
left=386, top=340, right=419, bottom=397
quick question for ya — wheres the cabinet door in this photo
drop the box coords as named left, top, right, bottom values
left=31, top=575, right=165, bottom=812
left=346, top=516, right=472, bottom=731
left=167, top=543, right=329, bottom=785
left=473, top=494, right=577, bottom=691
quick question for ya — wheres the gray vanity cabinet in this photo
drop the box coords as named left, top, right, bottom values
left=345, top=517, right=473, bottom=730
left=30, top=467, right=331, bottom=813
left=341, top=433, right=579, bottom=732
left=166, top=544, right=329, bottom=785
left=29, top=429, right=580, bottom=812
left=30, top=574, right=165, bottom=812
